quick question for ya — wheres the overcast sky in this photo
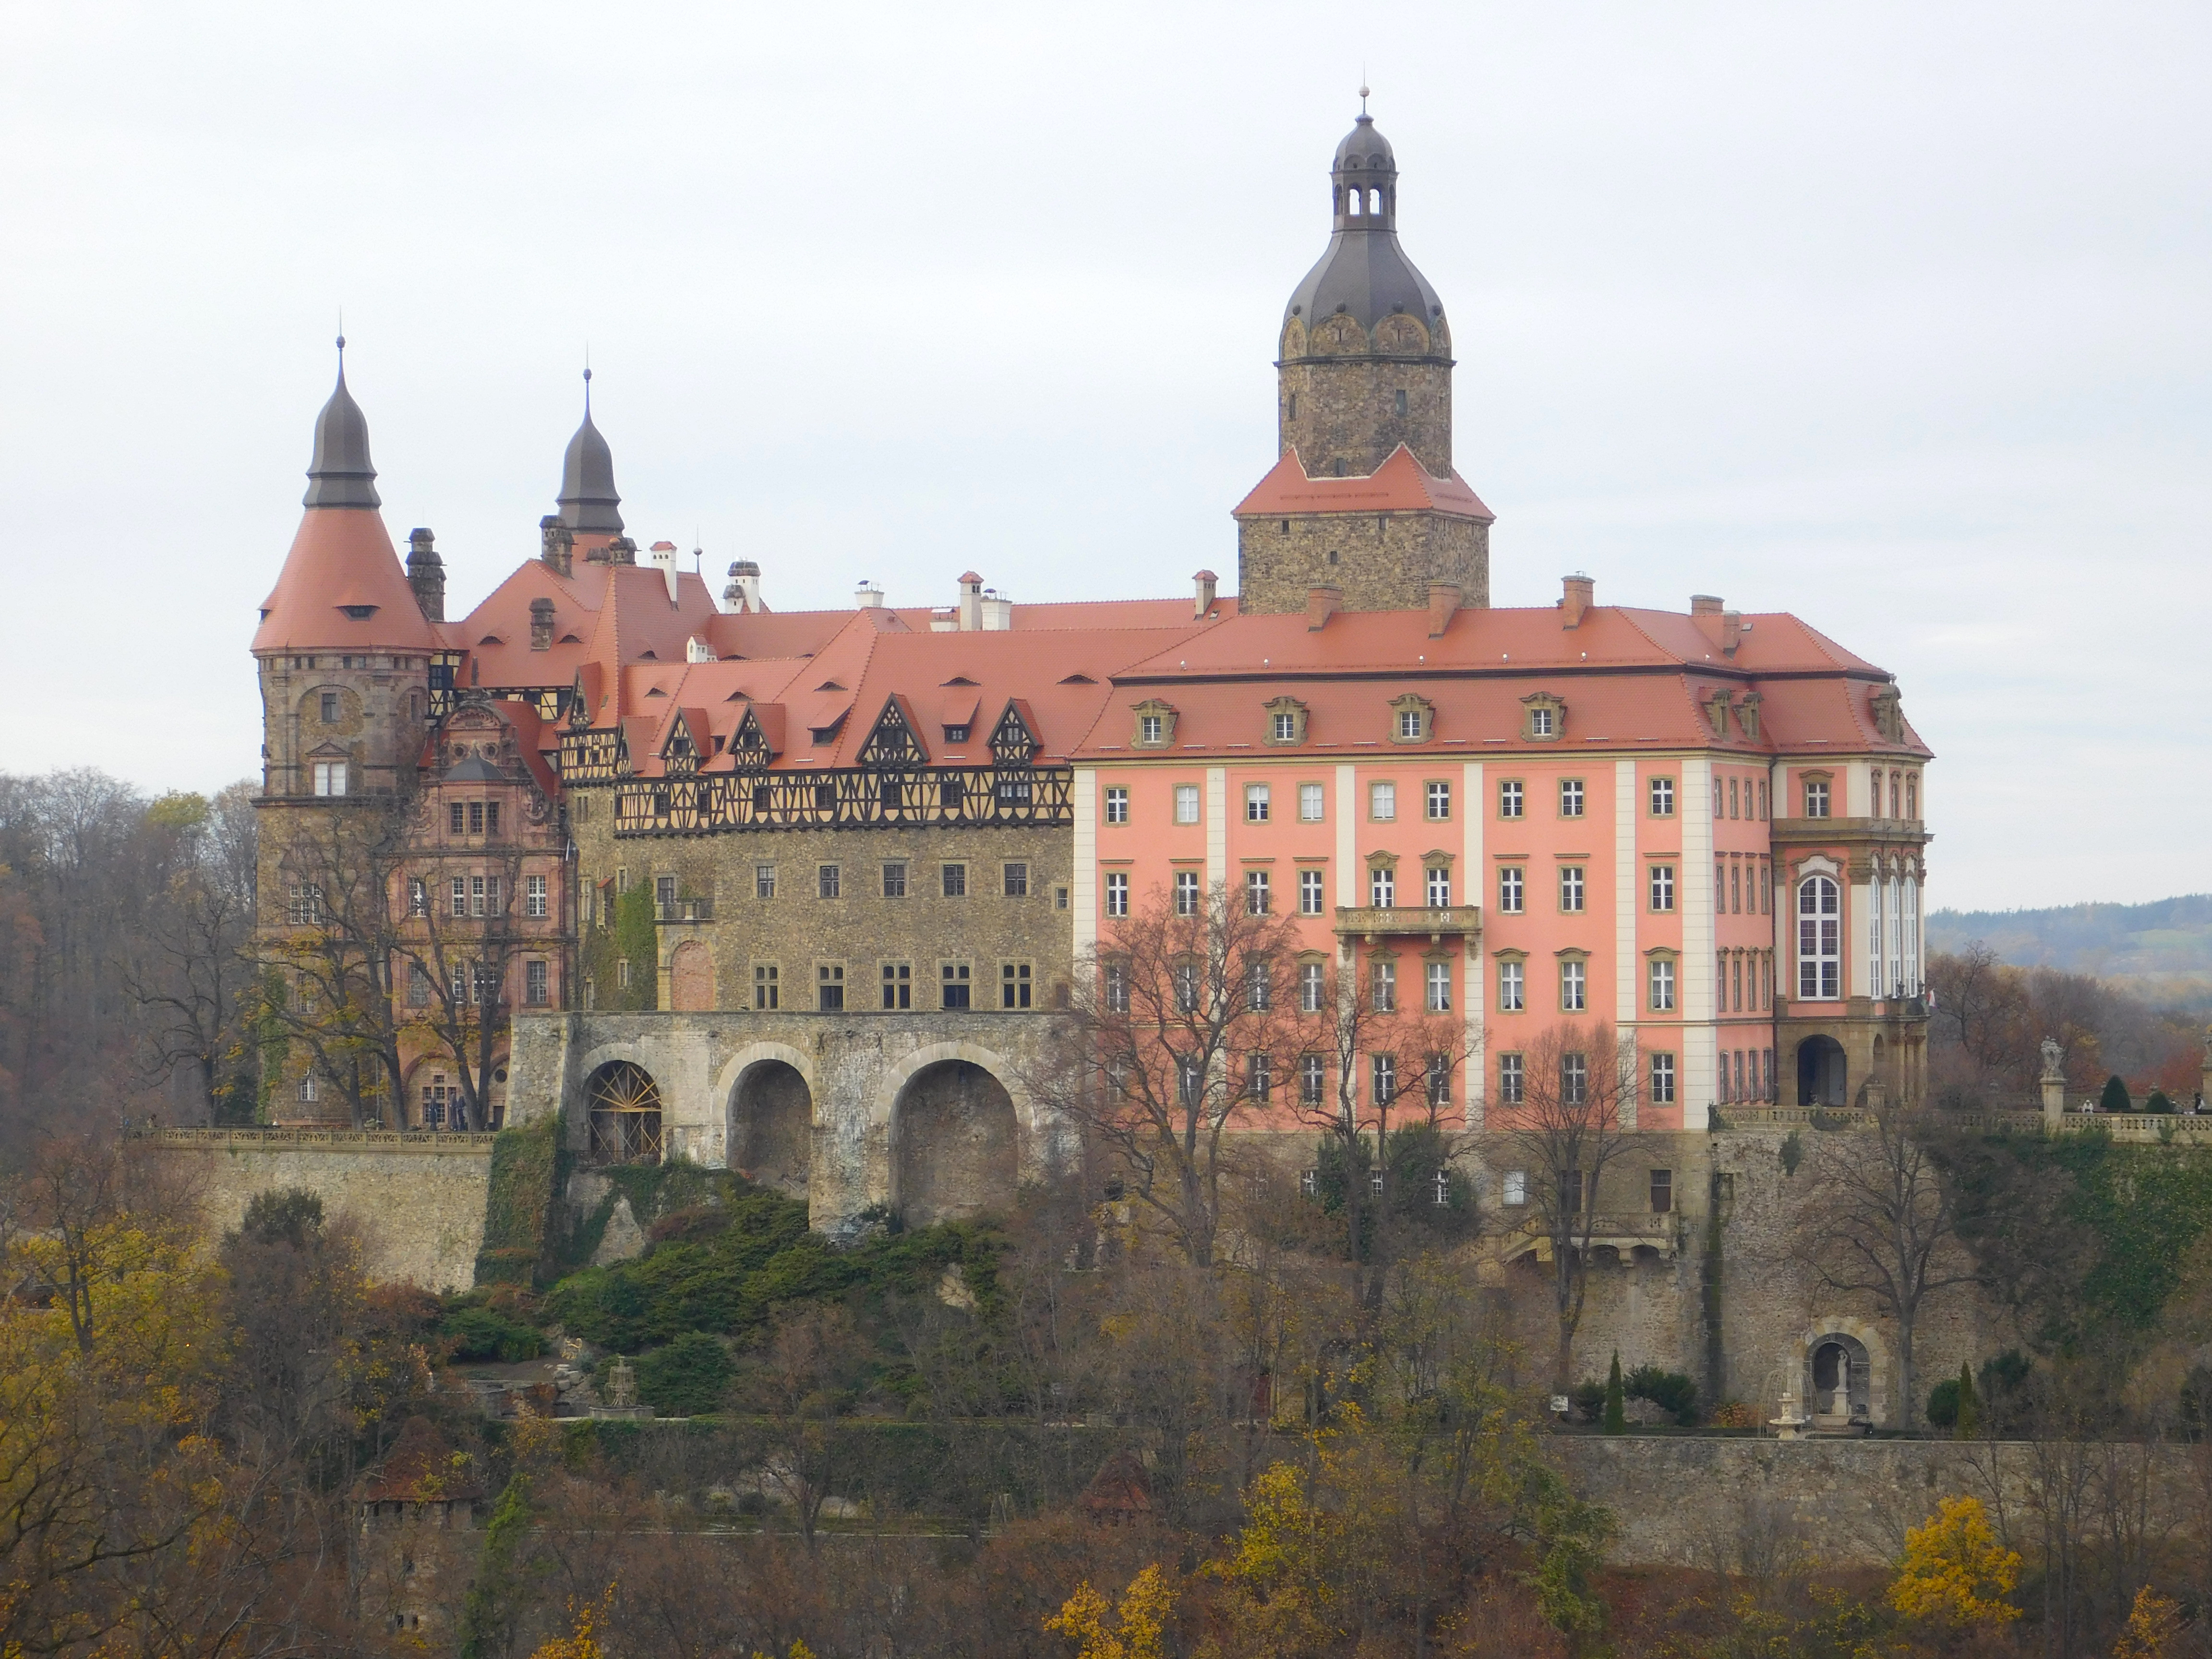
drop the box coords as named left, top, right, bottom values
left=3, top=1, right=2206, bottom=912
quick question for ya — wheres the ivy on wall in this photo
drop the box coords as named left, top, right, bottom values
left=580, top=881, right=659, bottom=1012
left=474, top=1115, right=560, bottom=1286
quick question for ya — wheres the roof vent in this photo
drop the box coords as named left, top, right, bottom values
left=686, top=636, right=716, bottom=663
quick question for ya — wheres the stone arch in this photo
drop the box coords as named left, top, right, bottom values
left=1796, top=1035, right=1847, bottom=1107
left=668, top=939, right=714, bottom=1012
left=1799, top=1318, right=1889, bottom=1427
left=892, top=1055, right=1019, bottom=1226
left=727, top=1058, right=812, bottom=1197
left=584, top=1059, right=662, bottom=1164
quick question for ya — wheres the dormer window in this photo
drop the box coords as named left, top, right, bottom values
left=1263, top=696, right=1309, bottom=746
left=340, top=605, right=376, bottom=620
left=1397, top=709, right=1421, bottom=739
left=944, top=726, right=969, bottom=743
left=1388, top=694, right=1434, bottom=745
left=1131, top=699, right=1176, bottom=749
left=1274, top=713, right=1297, bottom=741
left=1521, top=693, right=1567, bottom=742
left=1142, top=716, right=1163, bottom=744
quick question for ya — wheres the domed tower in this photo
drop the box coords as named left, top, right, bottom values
left=1234, top=105, right=1493, bottom=616
left=552, top=370, right=630, bottom=565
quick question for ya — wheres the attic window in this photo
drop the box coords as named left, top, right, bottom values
left=559, top=633, right=582, bottom=644
left=816, top=680, right=845, bottom=692
left=341, top=605, right=377, bottom=620
left=638, top=650, right=658, bottom=661
left=478, top=635, right=503, bottom=645
left=944, top=725, right=970, bottom=743
left=1058, top=673, right=1096, bottom=685
left=646, top=687, right=667, bottom=697
left=941, top=676, right=978, bottom=687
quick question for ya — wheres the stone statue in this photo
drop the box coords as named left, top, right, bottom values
left=2041, top=1036, right=2064, bottom=1083
left=604, top=1355, right=638, bottom=1409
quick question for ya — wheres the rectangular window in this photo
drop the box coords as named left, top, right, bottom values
left=1729, top=777, right=1740, bottom=819
left=1003, top=862, right=1029, bottom=898
left=1760, top=858, right=1771, bottom=914
left=1499, top=959, right=1525, bottom=1012
left=1649, top=864, right=1674, bottom=912
left=455, top=959, right=473, bottom=1001
left=1248, top=1051, right=1273, bottom=1103
left=312, top=760, right=348, bottom=797
left=1562, top=1051, right=1589, bottom=1106
left=1273, top=710, right=1298, bottom=742
left=1245, top=784, right=1271, bottom=823
left=1426, top=780, right=1451, bottom=821
left=407, top=963, right=430, bottom=1007
left=1104, top=962, right=1129, bottom=1014
left=319, top=690, right=339, bottom=723
left=1649, top=958, right=1675, bottom=1011
left=526, top=875, right=548, bottom=918
left=1177, top=1060, right=1202, bottom=1108
left=471, top=875, right=488, bottom=918
left=1396, top=708, right=1423, bottom=740
left=941, top=863, right=967, bottom=898
left=1804, top=780, right=1830, bottom=818
left=1499, top=779, right=1524, bottom=819
left=656, top=875, right=676, bottom=917
left=1905, top=775, right=1918, bottom=819
left=1175, top=870, right=1199, bottom=915
left=1248, top=960, right=1272, bottom=1010
left=1299, top=1053, right=1326, bottom=1106
left=878, top=861, right=907, bottom=899
left=1427, top=1055, right=1452, bottom=1109
left=1426, top=866, right=1451, bottom=908
left=817, top=864, right=841, bottom=900
left=525, top=959, right=549, bottom=1006
left=939, top=962, right=972, bottom=1009
left=1733, top=952, right=1744, bottom=1012
left=1650, top=1052, right=1676, bottom=1104
left=1559, top=866, right=1585, bottom=912
left=1372, top=1053, right=1397, bottom=1103
left=1106, top=871, right=1130, bottom=917
left=883, top=962, right=912, bottom=1009
left=755, top=864, right=776, bottom=899
left=1001, top=962, right=1033, bottom=1009
left=1529, top=707, right=1554, bottom=738
left=1714, top=780, right=1724, bottom=818
left=817, top=963, right=845, bottom=1010
left=1562, top=959, right=1587, bottom=1012
left=299, top=1073, right=318, bottom=1103
left=1299, top=782, right=1325, bottom=822
left=1174, top=784, right=1201, bottom=824
left=449, top=803, right=465, bottom=834
left=469, top=801, right=485, bottom=834
left=450, top=877, right=467, bottom=919
left=1299, top=960, right=1324, bottom=1012
left=1649, top=776, right=1675, bottom=816
left=1105, top=786, right=1129, bottom=824
left=484, top=802, right=500, bottom=835
left=1503, top=1166, right=1527, bottom=1204
left=1140, top=714, right=1165, bottom=745
left=1370, top=781, right=1396, bottom=821
left=1559, top=778, right=1584, bottom=817
left=1370, top=866, right=1394, bottom=908
left=1246, top=869, right=1271, bottom=914
left=1499, top=866, right=1525, bottom=913
left=754, top=964, right=779, bottom=1010
left=1500, top=1055, right=1526, bottom=1105
left=409, top=877, right=428, bottom=917
left=1371, top=959, right=1396, bottom=1012
left=1426, top=959, right=1451, bottom=1012
left=1758, top=780, right=1770, bottom=820
left=1731, top=861, right=1742, bottom=914
left=1299, top=868, right=1324, bottom=915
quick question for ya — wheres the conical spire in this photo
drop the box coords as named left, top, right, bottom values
left=302, top=336, right=381, bottom=509
left=556, top=367, right=624, bottom=533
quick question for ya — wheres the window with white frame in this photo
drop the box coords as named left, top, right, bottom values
left=1426, top=780, right=1451, bottom=820
left=1648, top=957, right=1675, bottom=1012
left=1649, top=775, right=1675, bottom=816
left=1370, top=781, right=1396, bottom=821
left=1300, top=1053, right=1326, bottom=1106
left=1299, top=960, right=1325, bottom=1012
left=312, top=760, right=348, bottom=797
left=1499, top=779, right=1524, bottom=819
left=1245, top=869, right=1271, bottom=914
left=1105, top=786, right=1129, bottom=824
left=1104, top=961, right=1129, bottom=1013
left=1298, top=781, right=1325, bottom=822
left=1246, top=784, right=1271, bottom=823
left=1396, top=708, right=1423, bottom=741
left=1498, top=959, right=1525, bottom=1012
left=1105, top=872, right=1129, bottom=917
left=1425, top=866, right=1451, bottom=908
left=1528, top=706, right=1554, bottom=738
left=1502, top=1166, right=1527, bottom=1204
left=1174, top=870, right=1199, bottom=915
left=1299, top=869, right=1324, bottom=914
left=1499, top=1057, right=1525, bottom=1107
left=1561, top=959, right=1587, bottom=1012
left=1173, top=784, right=1201, bottom=824
left=1370, top=959, right=1396, bottom=1012
left=1649, top=1052, right=1676, bottom=1104
left=1177, top=1058, right=1202, bottom=1107
left=1499, top=866, right=1525, bottom=913
left=525, top=959, right=549, bottom=1005
left=1370, top=865, right=1395, bottom=908
left=1803, top=779, right=1830, bottom=818
left=1648, top=864, right=1674, bottom=912
left=1372, top=1053, right=1397, bottom=1103
left=449, top=877, right=467, bottom=919
left=298, top=1072, right=318, bottom=1103
left=1559, top=865, right=1585, bottom=912
left=1248, top=960, right=1272, bottom=1010
left=408, top=877, right=428, bottom=917
left=1272, top=711, right=1298, bottom=742
left=1559, top=778, right=1584, bottom=817
left=1140, top=713, right=1165, bottom=745
left=525, top=875, right=548, bottom=918
left=1797, top=875, right=1841, bottom=998
left=1426, top=960, right=1451, bottom=1012
left=1562, top=1051, right=1589, bottom=1105
left=1248, top=1051, right=1273, bottom=1102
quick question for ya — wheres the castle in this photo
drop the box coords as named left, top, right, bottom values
left=246, top=107, right=1941, bottom=1410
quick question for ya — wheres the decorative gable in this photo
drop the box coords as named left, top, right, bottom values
left=1387, top=693, right=1434, bottom=744
left=858, top=696, right=927, bottom=769
left=1263, top=695, right=1309, bottom=746
left=1868, top=685, right=1905, bottom=744
left=660, top=710, right=707, bottom=777
left=1520, top=691, right=1566, bottom=743
left=1130, top=698, right=1177, bottom=749
left=729, top=707, right=775, bottom=771
left=990, top=700, right=1039, bottom=768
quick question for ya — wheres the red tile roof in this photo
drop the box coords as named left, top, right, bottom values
left=253, top=508, right=439, bottom=653
left=1232, top=445, right=1494, bottom=522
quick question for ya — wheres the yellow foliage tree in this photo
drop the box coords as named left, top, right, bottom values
left=528, top=1584, right=614, bottom=1659
left=1889, top=1495, right=2022, bottom=1628
left=1046, top=1563, right=1173, bottom=1659
left=2113, top=1586, right=2185, bottom=1659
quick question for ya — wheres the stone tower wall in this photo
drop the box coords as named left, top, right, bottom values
left=1277, top=348, right=1453, bottom=479
left=1237, top=510, right=1489, bottom=615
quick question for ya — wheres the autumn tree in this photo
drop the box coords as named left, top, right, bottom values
left=1024, top=881, right=1303, bottom=1267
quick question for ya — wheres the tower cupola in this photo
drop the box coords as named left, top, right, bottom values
left=555, top=369, right=624, bottom=535
left=302, top=339, right=382, bottom=508
left=1331, top=112, right=1398, bottom=231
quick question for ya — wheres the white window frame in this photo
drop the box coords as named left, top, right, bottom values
left=1499, top=866, right=1525, bottom=914
left=1105, top=871, right=1129, bottom=917
left=1104, top=786, right=1129, bottom=824
left=1648, top=958, right=1675, bottom=1012
left=1425, top=780, right=1451, bottom=821
left=1562, top=959, right=1587, bottom=1012
left=1498, top=959, right=1525, bottom=1013
left=1173, top=784, right=1201, bottom=825
left=1298, top=869, right=1324, bottom=915
left=1298, top=781, right=1325, bottom=823
left=1245, top=869, right=1271, bottom=914
left=1425, top=866, right=1451, bottom=908
left=1370, top=780, right=1397, bottom=821
left=1174, top=870, right=1199, bottom=915
left=1797, top=874, right=1841, bottom=999
left=1245, top=784, right=1271, bottom=823
left=1426, top=959, right=1451, bottom=1012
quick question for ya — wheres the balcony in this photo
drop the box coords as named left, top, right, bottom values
left=655, top=897, right=715, bottom=924
left=1332, top=904, right=1481, bottom=943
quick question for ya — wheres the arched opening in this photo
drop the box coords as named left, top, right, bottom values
left=484, top=1060, right=508, bottom=1130
left=1368, top=186, right=1382, bottom=215
left=1807, top=1332, right=1871, bottom=1425
left=669, top=940, right=714, bottom=1012
left=586, top=1060, right=662, bottom=1164
left=1347, top=188, right=1362, bottom=216
left=894, top=1059, right=1017, bottom=1226
left=730, top=1060, right=811, bottom=1196
left=1796, top=875, right=1841, bottom=998
left=1796, top=1036, right=1847, bottom=1107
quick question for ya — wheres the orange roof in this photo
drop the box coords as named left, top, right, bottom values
left=253, top=508, right=438, bottom=653
left=1232, top=445, right=1494, bottom=522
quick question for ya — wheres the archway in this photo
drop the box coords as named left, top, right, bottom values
left=669, top=940, right=715, bottom=1012
left=1806, top=1331, right=1871, bottom=1424
left=730, top=1059, right=811, bottom=1196
left=1796, top=1036, right=1847, bottom=1107
left=894, top=1059, right=1017, bottom=1226
left=585, top=1060, right=662, bottom=1164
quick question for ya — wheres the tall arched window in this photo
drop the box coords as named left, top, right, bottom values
left=1904, top=874, right=1921, bottom=993
left=1867, top=876, right=1885, bottom=999
left=1887, top=872, right=1903, bottom=996
left=1798, top=875, right=1840, bottom=999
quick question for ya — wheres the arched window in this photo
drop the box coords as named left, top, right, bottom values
left=1797, top=876, right=1840, bottom=999
left=1904, top=874, right=1921, bottom=993
left=1347, top=189, right=1362, bottom=216
left=1887, top=871, right=1903, bottom=997
left=1867, top=876, right=1885, bottom=1000
left=586, top=1060, right=662, bottom=1163
left=1369, top=187, right=1382, bottom=215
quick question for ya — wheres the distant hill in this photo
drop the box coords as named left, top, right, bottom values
left=1928, top=895, right=2212, bottom=1010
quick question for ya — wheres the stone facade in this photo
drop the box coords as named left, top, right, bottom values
left=1236, top=505, right=1490, bottom=617
left=1276, top=328, right=1453, bottom=480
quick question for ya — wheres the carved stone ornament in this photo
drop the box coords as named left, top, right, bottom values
left=2041, top=1036, right=2064, bottom=1083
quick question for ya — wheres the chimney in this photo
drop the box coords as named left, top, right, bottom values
left=538, top=515, right=573, bottom=578
left=1192, top=568, right=1218, bottom=618
left=980, top=588, right=1013, bottom=630
left=928, top=608, right=958, bottom=633
left=1560, top=573, right=1594, bottom=629
left=686, top=635, right=716, bottom=662
left=958, top=570, right=984, bottom=631
left=606, top=535, right=637, bottom=567
left=854, top=581, right=885, bottom=610
left=649, top=540, right=681, bottom=604
left=528, top=597, right=555, bottom=651
left=1691, top=594, right=1728, bottom=651
left=1306, top=585, right=1341, bottom=632
left=1427, top=582, right=1461, bottom=638
left=406, top=528, right=446, bottom=623
left=723, top=560, right=762, bottom=613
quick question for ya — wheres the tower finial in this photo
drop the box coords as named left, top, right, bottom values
left=1359, top=72, right=1369, bottom=115
left=583, top=350, right=592, bottom=411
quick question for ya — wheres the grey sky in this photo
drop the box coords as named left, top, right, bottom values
left=3, top=1, right=2206, bottom=911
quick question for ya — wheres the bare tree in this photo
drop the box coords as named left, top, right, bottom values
left=1023, top=881, right=1301, bottom=1267
left=394, top=833, right=532, bottom=1130
left=1487, top=1020, right=1637, bottom=1390
left=1789, top=1101, right=1975, bottom=1431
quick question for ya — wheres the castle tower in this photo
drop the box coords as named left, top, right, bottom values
left=1234, top=105, right=1494, bottom=615
left=554, top=371, right=630, bottom=564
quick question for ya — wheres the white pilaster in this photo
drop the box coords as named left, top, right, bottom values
left=1682, top=756, right=1716, bottom=1116
left=1464, top=761, right=1485, bottom=1129
left=1334, top=764, right=1357, bottom=908
left=1613, top=759, right=1637, bottom=1127
left=1072, top=768, right=1097, bottom=969
left=1206, top=767, right=1227, bottom=896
